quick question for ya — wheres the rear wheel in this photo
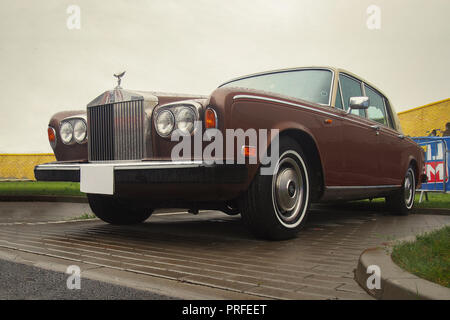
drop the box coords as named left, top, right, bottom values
left=240, top=137, right=311, bottom=240
left=385, top=166, right=416, bottom=215
left=87, top=194, right=153, bottom=225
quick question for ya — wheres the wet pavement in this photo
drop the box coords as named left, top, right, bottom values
left=0, top=201, right=448, bottom=300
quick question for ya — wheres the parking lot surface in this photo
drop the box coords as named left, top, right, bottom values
left=0, top=202, right=448, bottom=300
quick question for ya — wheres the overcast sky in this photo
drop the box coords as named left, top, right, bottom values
left=0, top=0, right=449, bottom=153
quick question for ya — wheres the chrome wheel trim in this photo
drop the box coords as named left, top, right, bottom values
left=271, top=150, right=309, bottom=228
left=404, top=168, right=415, bottom=209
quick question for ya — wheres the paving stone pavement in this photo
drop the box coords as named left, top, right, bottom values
left=0, top=204, right=448, bottom=300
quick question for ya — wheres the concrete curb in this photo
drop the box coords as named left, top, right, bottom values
left=0, top=195, right=87, bottom=203
left=355, top=246, right=450, bottom=300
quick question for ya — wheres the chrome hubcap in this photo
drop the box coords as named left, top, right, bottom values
left=275, top=166, right=301, bottom=212
left=404, top=169, right=415, bottom=208
left=272, top=152, right=308, bottom=227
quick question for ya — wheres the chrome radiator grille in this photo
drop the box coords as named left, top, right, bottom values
left=88, top=100, right=145, bottom=161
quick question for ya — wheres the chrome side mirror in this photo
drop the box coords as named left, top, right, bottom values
left=348, top=96, right=369, bottom=114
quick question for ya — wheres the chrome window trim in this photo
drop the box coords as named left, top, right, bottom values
left=335, top=80, right=345, bottom=110
left=361, top=81, right=368, bottom=118
left=221, top=67, right=335, bottom=106
left=329, top=69, right=335, bottom=106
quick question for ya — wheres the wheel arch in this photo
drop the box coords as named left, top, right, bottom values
left=276, top=128, right=325, bottom=201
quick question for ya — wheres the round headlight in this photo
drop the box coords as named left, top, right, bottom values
left=60, top=122, right=73, bottom=144
left=156, top=110, right=175, bottom=137
left=176, top=107, right=196, bottom=134
left=73, top=120, right=87, bottom=143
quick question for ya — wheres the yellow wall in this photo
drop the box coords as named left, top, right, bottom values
left=398, top=98, right=450, bottom=137
left=0, top=154, right=55, bottom=180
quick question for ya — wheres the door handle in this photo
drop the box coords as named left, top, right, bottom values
left=370, top=125, right=380, bottom=135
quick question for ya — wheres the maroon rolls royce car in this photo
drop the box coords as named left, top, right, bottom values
left=35, top=67, right=426, bottom=240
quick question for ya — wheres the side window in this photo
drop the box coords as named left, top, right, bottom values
left=335, top=82, right=344, bottom=110
left=340, top=75, right=364, bottom=117
left=383, top=98, right=395, bottom=129
left=365, top=85, right=388, bottom=126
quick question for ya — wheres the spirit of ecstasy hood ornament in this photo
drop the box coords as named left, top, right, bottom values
left=114, top=71, right=126, bottom=89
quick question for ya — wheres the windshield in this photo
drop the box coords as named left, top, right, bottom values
left=220, top=69, right=333, bottom=105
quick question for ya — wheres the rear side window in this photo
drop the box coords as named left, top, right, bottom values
left=340, top=75, right=365, bottom=117
left=365, top=85, right=389, bottom=126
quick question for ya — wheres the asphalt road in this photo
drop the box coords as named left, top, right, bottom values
left=0, top=258, right=173, bottom=300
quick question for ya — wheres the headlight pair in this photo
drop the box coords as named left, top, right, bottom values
left=60, top=118, right=87, bottom=144
left=155, top=105, right=197, bottom=137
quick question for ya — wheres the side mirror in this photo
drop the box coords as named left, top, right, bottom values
left=348, top=96, right=369, bottom=114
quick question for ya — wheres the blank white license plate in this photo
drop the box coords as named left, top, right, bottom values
left=80, top=165, right=114, bottom=195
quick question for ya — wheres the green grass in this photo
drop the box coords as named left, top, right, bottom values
left=391, top=226, right=450, bottom=288
left=0, top=181, right=85, bottom=197
left=414, top=192, right=450, bottom=209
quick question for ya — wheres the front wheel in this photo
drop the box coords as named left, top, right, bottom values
left=385, top=166, right=416, bottom=215
left=87, top=194, right=153, bottom=225
left=239, top=137, right=311, bottom=240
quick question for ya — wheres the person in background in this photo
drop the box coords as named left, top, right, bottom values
left=443, top=122, right=450, bottom=136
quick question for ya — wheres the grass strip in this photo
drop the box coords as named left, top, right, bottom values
left=0, top=181, right=85, bottom=197
left=391, top=226, right=450, bottom=288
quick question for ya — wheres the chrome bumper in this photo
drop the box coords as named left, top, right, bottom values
left=35, top=160, right=206, bottom=172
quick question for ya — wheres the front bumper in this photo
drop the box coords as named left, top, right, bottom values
left=35, top=160, right=248, bottom=192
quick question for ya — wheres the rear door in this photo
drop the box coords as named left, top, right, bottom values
left=365, top=84, right=404, bottom=185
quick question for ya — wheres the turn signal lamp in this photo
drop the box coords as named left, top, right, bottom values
left=205, top=108, right=217, bottom=129
left=48, top=127, right=56, bottom=149
left=243, top=146, right=257, bottom=157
